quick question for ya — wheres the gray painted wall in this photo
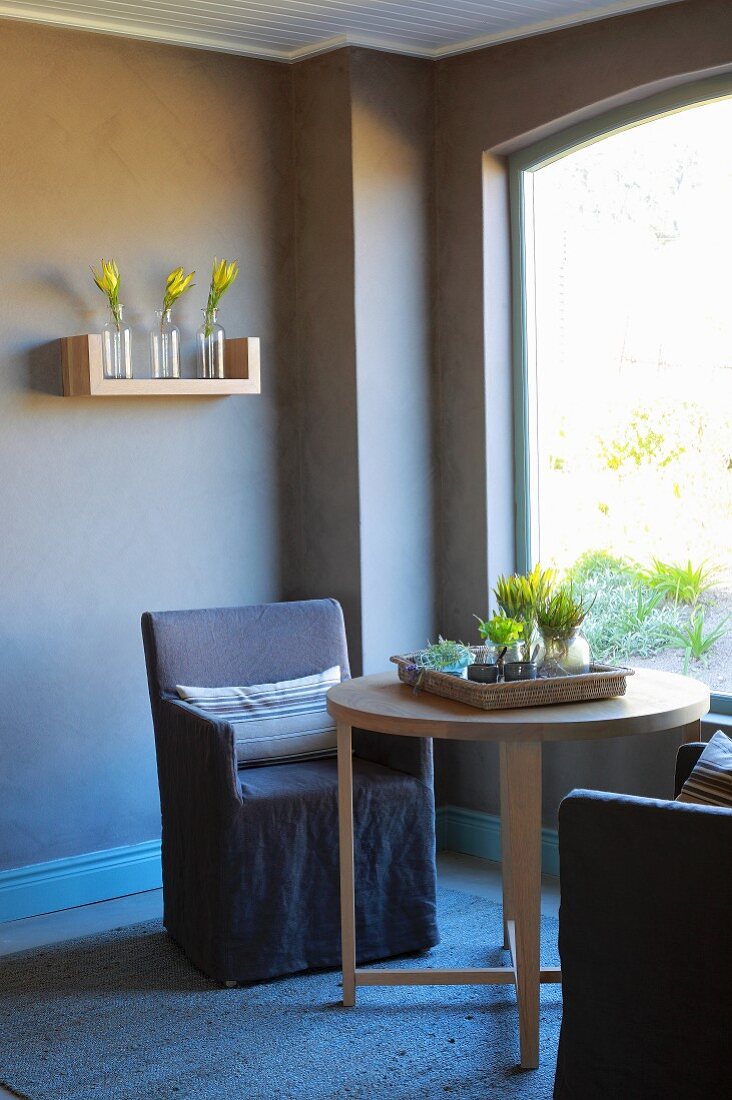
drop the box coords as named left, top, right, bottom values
left=0, top=22, right=294, bottom=869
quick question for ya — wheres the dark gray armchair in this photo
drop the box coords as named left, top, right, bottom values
left=554, top=742, right=732, bottom=1099
left=141, top=598, right=438, bottom=985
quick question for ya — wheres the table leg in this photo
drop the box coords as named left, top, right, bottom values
left=502, top=740, right=542, bottom=1070
left=337, top=721, right=356, bottom=1007
left=682, top=719, right=702, bottom=744
left=499, top=742, right=513, bottom=951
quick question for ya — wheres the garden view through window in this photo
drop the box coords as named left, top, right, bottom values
left=526, top=97, right=732, bottom=703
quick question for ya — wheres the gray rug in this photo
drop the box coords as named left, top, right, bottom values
left=0, top=888, right=562, bottom=1100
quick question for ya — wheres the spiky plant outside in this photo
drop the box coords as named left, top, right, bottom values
left=665, top=609, right=730, bottom=673
left=639, top=558, right=721, bottom=606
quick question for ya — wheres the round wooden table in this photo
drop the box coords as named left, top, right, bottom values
left=327, top=668, right=709, bottom=1069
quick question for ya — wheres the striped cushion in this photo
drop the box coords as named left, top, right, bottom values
left=676, top=731, right=732, bottom=807
left=176, top=666, right=341, bottom=768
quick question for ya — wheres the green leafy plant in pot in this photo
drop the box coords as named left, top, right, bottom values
left=472, top=613, right=524, bottom=676
left=536, top=585, right=594, bottom=676
left=475, top=613, right=524, bottom=647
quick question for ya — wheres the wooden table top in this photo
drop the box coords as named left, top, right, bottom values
left=327, top=668, right=710, bottom=742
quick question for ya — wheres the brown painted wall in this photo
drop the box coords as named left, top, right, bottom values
left=0, top=19, right=294, bottom=868
left=3, top=0, right=730, bottom=872
left=434, top=0, right=732, bottom=818
left=291, top=49, right=364, bottom=670
left=291, top=48, right=439, bottom=674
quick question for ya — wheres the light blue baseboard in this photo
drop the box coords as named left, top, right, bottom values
left=1, top=807, right=556, bottom=925
left=0, top=840, right=162, bottom=923
left=436, top=805, right=559, bottom=878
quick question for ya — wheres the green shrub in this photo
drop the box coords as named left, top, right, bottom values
left=567, top=550, right=680, bottom=662
left=567, top=549, right=636, bottom=586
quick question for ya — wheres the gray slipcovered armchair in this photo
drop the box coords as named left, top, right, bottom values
left=554, top=742, right=732, bottom=1099
left=141, top=598, right=438, bottom=985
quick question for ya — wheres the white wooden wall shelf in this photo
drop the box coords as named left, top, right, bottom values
left=60, top=335, right=260, bottom=397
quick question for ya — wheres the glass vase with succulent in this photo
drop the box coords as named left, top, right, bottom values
left=473, top=613, right=524, bottom=666
left=197, top=258, right=239, bottom=379
left=150, top=267, right=195, bottom=379
left=91, top=259, right=131, bottom=379
left=493, top=564, right=557, bottom=662
left=536, top=585, right=594, bottom=676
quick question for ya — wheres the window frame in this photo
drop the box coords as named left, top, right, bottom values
left=509, top=73, right=732, bottom=716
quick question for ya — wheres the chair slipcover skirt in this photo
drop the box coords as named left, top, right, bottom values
left=142, top=599, right=438, bottom=984
left=169, top=758, right=437, bottom=982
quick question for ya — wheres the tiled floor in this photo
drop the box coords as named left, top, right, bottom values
left=0, top=853, right=560, bottom=1099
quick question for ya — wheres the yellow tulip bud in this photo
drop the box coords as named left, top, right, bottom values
left=204, top=257, right=238, bottom=314
left=161, top=266, right=195, bottom=311
left=91, top=259, right=121, bottom=310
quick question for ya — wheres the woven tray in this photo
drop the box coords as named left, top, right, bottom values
left=390, top=652, right=634, bottom=711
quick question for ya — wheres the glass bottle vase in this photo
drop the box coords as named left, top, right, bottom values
left=540, top=629, right=591, bottom=677
left=150, top=309, right=181, bottom=379
left=102, top=305, right=132, bottom=379
left=196, top=308, right=225, bottom=379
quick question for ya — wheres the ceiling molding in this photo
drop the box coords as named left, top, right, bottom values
left=427, top=0, right=686, bottom=60
left=0, top=2, right=684, bottom=65
left=0, top=3, right=289, bottom=60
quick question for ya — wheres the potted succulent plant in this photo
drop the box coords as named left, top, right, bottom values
left=492, top=564, right=556, bottom=678
left=536, top=585, right=594, bottom=676
left=414, top=637, right=473, bottom=678
left=493, top=564, right=556, bottom=659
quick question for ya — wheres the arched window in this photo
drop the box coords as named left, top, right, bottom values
left=511, top=76, right=732, bottom=711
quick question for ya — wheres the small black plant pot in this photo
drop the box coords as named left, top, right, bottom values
left=503, top=661, right=538, bottom=682
left=467, top=663, right=499, bottom=684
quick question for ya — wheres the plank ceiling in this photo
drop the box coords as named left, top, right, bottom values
left=0, top=1, right=682, bottom=61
